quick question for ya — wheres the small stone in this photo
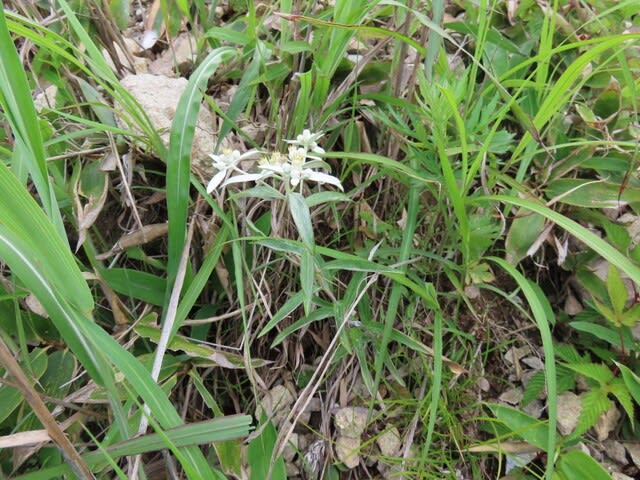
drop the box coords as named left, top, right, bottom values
left=612, top=473, right=634, bottom=480
left=604, top=440, right=628, bottom=465
left=33, top=84, right=58, bottom=112
left=283, top=433, right=299, bottom=462
left=556, top=392, right=582, bottom=435
left=334, top=407, right=368, bottom=438
left=335, top=436, right=360, bottom=469
left=594, top=405, right=620, bottom=441
left=258, top=384, right=295, bottom=426
left=476, top=377, right=490, bottom=392
left=116, top=74, right=221, bottom=177
left=504, top=345, right=531, bottom=365
left=521, top=356, right=544, bottom=370
left=624, top=443, right=640, bottom=468
left=149, top=32, right=197, bottom=76
left=523, top=399, right=544, bottom=419
left=376, top=426, right=401, bottom=457
left=499, top=388, right=524, bottom=405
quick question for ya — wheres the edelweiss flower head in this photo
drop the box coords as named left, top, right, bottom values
left=207, top=148, right=259, bottom=193
left=286, top=129, right=325, bottom=154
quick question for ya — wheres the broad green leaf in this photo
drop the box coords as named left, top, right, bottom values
left=247, top=416, right=286, bottom=480
left=546, top=179, right=640, bottom=208
left=609, top=378, right=634, bottom=425
left=299, top=249, right=315, bottom=315
left=101, top=268, right=167, bottom=306
left=288, top=192, right=314, bottom=251
left=569, top=321, right=636, bottom=351
left=39, top=350, right=76, bottom=399
left=505, top=211, right=546, bottom=264
left=617, top=363, right=640, bottom=407
left=555, top=450, right=612, bottom=480
left=109, top=0, right=130, bottom=30
left=488, top=403, right=549, bottom=450
left=606, top=265, right=627, bottom=315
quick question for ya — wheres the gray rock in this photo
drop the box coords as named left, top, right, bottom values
left=334, top=407, right=369, bottom=438
left=556, top=392, right=582, bottom=435
left=335, top=436, right=360, bottom=469
left=117, top=73, right=221, bottom=178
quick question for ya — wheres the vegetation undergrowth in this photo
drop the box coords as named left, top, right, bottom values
left=0, top=0, right=639, bottom=479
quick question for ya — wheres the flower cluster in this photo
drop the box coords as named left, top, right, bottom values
left=205, top=130, right=343, bottom=194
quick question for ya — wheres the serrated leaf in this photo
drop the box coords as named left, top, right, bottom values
left=609, top=378, right=634, bottom=425
left=576, top=388, right=611, bottom=435
left=607, top=264, right=627, bottom=315
left=563, top=363, right=614, bottom=385
left=569, top=321, right=636, bottom=351
left=620, top=303, right=640, bottom=327
left=522, top=370, right=546, bottom=407
left=617, top=363, right=640, bottom=407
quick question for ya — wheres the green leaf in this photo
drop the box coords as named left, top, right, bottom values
left=0, top=6, right=64, bottom=236
left=39, top=350, right=76, bottom=398
left=505, top=211, right=546, bottom=264
left=109, top=0, right=130, bottom=30
left=299, top=250, right=315, bottom=316
left=0, top=348, right=48, bottom=423
left=258, top=290, right=305, bottom=338
left=167, top=46, right=236, bottom=290
left=101, top=268, right=167, bottom=306
left=563, top=363, right=614, bottom=385
left=546, top=179, right=640, bottom=208
left=488, top=403, right=550, bottom=450
left=482, top=196, right=640, bottom=288
left=607, top=265, right=627, bottom=315
left=288, top=192, right=315, bottom=251
left=609, top=378, right=634, bottom=425
left=521, top=370, right=546, bottom=407
left=570, top=321, right=636, bottom=351
left=555, top=450, right=612, bottom=480
left=620, top=303, right=640, bottom=328
left=247, top=416, right=286, bottom=480
left=576, top=388, right=611, bottom=435
left=617, top=363, right=640, bottom=407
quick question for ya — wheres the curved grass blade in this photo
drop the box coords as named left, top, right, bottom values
left=0, top=6, right=64, bottom=237
left=167, top=46, right=236, bottom=290
left=481, top=195, right=640, bottom=285
left=488, top=257, right=556, bottom=480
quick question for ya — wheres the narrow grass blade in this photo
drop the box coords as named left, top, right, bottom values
left=488, top=257, right=556, bottom=480
left=167, top=47, right=236, bottom=289
left=481, top=195, right=640, bottom=285
left=0, top=6, right=64, bottom=237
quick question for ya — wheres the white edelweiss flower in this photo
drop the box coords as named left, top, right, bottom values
left=206, top=148, right=259, bottom=193
left=285, top=129, right=325, bottom=155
